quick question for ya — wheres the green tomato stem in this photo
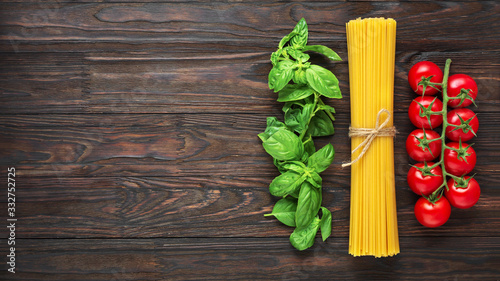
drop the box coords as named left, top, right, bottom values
left=428, top=82, right=443, bottom=86
left=429, top=59, right=453, bottom=199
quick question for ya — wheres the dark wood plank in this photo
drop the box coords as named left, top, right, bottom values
left=1, top=113, right=498, bottom=177
left=0, top=175, right=497, bottom=239
left=1, top=237, right=499, bottom=280
left=1, top=2, right=498, bottom=52
left=0, top=1, right=498, bottom=279
left=0, top=50, right=497, bottom=114
left=0, top=0, right=482, bottom=3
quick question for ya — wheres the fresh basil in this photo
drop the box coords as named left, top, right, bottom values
left=290, top=217, right=321, bottom=251
left=269, top=170, right=305, bottom=197
left=293, top=68, right=308, bottom=84
left=307, top=110, right=335, bottom=137
left=306, top=64, right=341, bottom=99
left=319, top=207, right=332, bottom=241
left=262, top=128, right=304, bottom=161
left=317, top=103, right=336, bottom=114
left=308, top=143, right=335, bottom=173
left=295, top=181, right=322, bottom=230
left=290, top=18, right=308, bottom=49
left=279, top=31, right=299, bottom=50
left=306, top=170, right=322, bottom=188
left=264, top=197, right=298, bottom=227
left=303, top=45, right=342, bottom=61
left=278, top=84, right=315, bottom=102
left=287, top=48, right=310, bottom=63
left=303, top=136, right=316, bottom=157
left=258, top=117, right=287, bottom=142
left=281, top=161, right=306, bottom=174
left=260, top=18, right=342, bottom=251
left=285, top=103, right=315, bottom=134
left=268, top=60, right=295, bottom=92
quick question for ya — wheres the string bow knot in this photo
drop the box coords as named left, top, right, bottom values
left=342, top=109, right=397, bottom=168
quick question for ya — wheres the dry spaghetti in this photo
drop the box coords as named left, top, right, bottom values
left=345, top=17, right=399, bottom=257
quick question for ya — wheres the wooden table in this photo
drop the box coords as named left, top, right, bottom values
left=1, top=1, right=499, bottom=280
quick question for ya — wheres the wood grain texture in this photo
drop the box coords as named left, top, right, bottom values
left=1, top=0, right=498, bottom=116
left=0, top=0, right=499, bottom=280
left=1, top=113, right=498, bottom=177
left=0, top=175, right=498, bottom=239
left=0, top=51, right=498, bottom=114
left=1, top=2, right=498, bottom=52
left=0, top=238, right=498, bottom=280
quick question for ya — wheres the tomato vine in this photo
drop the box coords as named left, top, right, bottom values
left=406, top=59, right=480, bottom=227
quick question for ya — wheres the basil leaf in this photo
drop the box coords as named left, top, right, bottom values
left=287, top=48, right=310, bottom=63
left=290, top=216, right=320, bottom=251
left=268, top=60, right=295, bottom=92
left=290, top=18, right=308, bottom=49
left=270, top=50, right=281, bottom=66
left=293, top=68, right=308, bottom=85
left=258, top=117, right=287, bottom=142
left=284, top=108, right=301, bottom=132
left=265, top=197, right=298, bottom=227
left=285, top=102, right=314, bottom=134
left=288, top=188, right=300, bottom=199
left=303, top=136, right=316, bottom=157
left=282, top=95, right=312, bottom=115
left=303, top=45, right=342, bottom=61
left=281, top=161, right=306, bottom=174
left=269, top=170, right=305, bottom=197
left=307, top=143, right=335, bottom=173
left=319, top=207, right=332, bottom=241
left=306, top=170, right=322, bottom=188
left=262, top=128, right=304, bottom=161
left=298, top=103, right=315, bottom=134
left=273, top=158, right=288, bottom=174
left=305, top=65, right=341, bottom=99
left=307, top=110, right=334, bottom=137
left=274, top=159, right=306, bottom=175
left=317, top=104, right=336, bottom=114
left=282, top=101, right=293, bottom=114
left=278, top=31, right=299, bottom=49
left=278, top=84, right=315, bottom=102
left=295, top=181, right=322, bottom=230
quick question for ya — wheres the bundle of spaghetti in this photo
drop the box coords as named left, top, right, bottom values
left=345, top=17, right=399, bottom=257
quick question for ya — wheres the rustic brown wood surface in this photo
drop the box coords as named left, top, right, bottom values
left=1, top=1, right=499, bottom=280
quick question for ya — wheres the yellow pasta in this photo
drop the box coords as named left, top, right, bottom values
left=345, top=17, right=399, bottom=257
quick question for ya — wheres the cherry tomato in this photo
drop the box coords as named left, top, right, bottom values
left=447, top=74, right=478, bottom=108
left=408, top=96, right=443, bottom=129
left=444, top=142, right=477, bottom=177
left=445, top=177, right=480, bottom=209
left=445, top=108, right=479, bottom=142
left=406, top=129, right=442, bottom=162
left=414, top=196, right=451, bottom=228
left=408, top=61, right=443, bottom=95
left=407, top=162, right=443, bottom=196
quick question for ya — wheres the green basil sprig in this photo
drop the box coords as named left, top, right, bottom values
left=260, top=18, right=342, bottom=250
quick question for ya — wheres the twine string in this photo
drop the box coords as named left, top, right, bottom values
left=342, top=109, right=396, bottom=168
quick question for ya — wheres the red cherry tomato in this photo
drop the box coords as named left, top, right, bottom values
left=414, top=196, right=451, bottom=228
left=408, top=61, right=443, bottom=95
left=444, top=142, right=477, bottom=177
left=445, top=177, right=480, bottom=209
left=407, top=162, right=443, bottom=196
left=408, top=96, right=443, bottom=129
left=406, top=129, right=442, bottom=162
left=445, top=108, right=479, bottom=142
left=447, top=74, right=478, bottom=108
